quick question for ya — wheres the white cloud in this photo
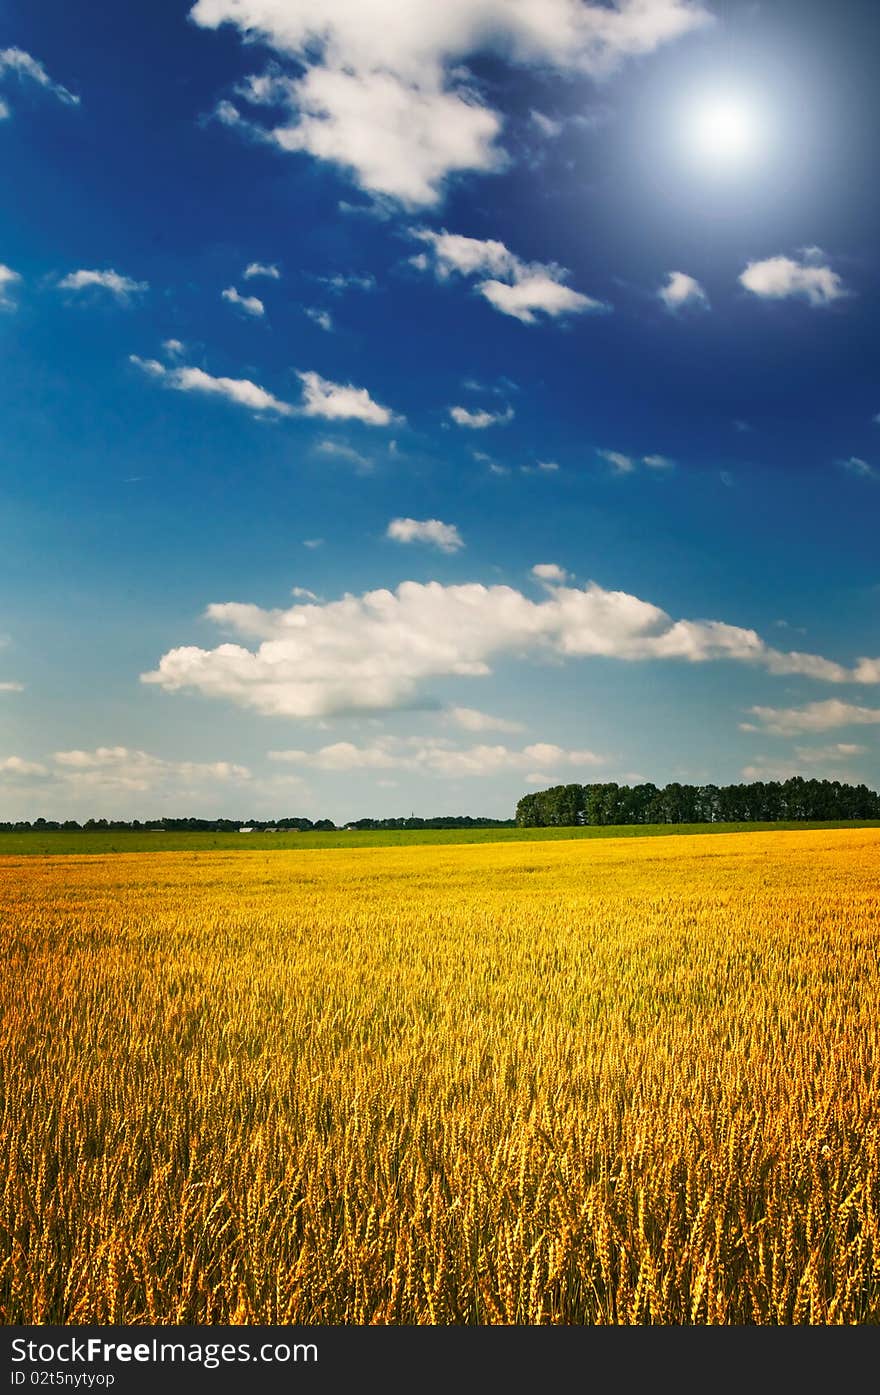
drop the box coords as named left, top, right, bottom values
left=474, top=451, right=510, bottom=476
left=536, top=460, right=559, bottom=472
left=50, top=746, right=250, bottom=792
left=0, top=756, right=47, bottom=778
left=463, top=376, right=515, bottom=394
left=0, top=264, right=21, bottom=309
left=658, top=270, right=708, bottom=311
left=838, top=456, right=878, bottom=480
left=214, top=99, right=242, bottom=125
left=190, top=0, right=710, bottom=77
left=0, top=48, right=79, bottom=108
left=386, top=518, right=464, bottom=552
left=447, top=707, right=524, bottom=734
left=271, top=741, right=398, bottom=772
left=269, top=735, right=601, bottom=778
left=234, top=71, right=287, bottom=104
left=244, top=261, right=280, bottom=279
left=0, top=681, right=24, bottom=693
left=0, top=98, right=9, bottom=120
left=449, top=404, right=513, bottom=429
left=531, top=563, right=569, bottom=584
left=59, top=269, right=147, bottom=302
left=338, top=197, right=396, bottom=220
left=271, top=67, right=503, bottom=208
left=317, top=272, right=377, bottom=293
left=305, top=306, right=334, bottom=331
left=162, top=338, right=185, bottom=358
left=597, top=449, right=635, bottom=475
left=142, top=570, right=876, bottom=721
left=412, top=227, right=607, bottom=323
left=741, top=700, right=880, bottom=737
left=192, top=0, right=709, bottom=207
left=215, top=65, right=502, bottom=208
left=297, top=369, right=396, bottom=424
left=411, top=229, right=516, bottom=279
left=739, top=249, right=848, bottom=307
left=303, top=538, right=324, bottom=549
left=130, top=355, right=292, bottom=415
left=314, top=439, right=372, bottom=469
left=530, top=109, right=564, bottom=138
left=129, top=356, right=166, bottom=378
left=479, top=272, right=603, bottom=324
left=598, top=449, right=674, bottom=475
left=759, top=650, right=866, bottom=683
left=222, top=285, right=265, bottom=316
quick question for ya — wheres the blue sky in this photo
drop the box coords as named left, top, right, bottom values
left=1, top=0, right=878, bottom=822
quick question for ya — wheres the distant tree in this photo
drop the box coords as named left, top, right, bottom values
left=516, top=777, right=880, bottom=827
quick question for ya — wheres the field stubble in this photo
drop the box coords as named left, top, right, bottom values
left=1, top=828, right=879, bottom=1324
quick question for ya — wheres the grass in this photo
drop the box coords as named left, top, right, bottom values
left=2, top=826, right=879, bottom=1323
left=0, top=818, right=877, bottom=857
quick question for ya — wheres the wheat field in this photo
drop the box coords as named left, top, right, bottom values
left=1, top=828, right=878, bottom=1324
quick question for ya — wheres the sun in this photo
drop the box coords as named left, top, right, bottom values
left=687, top=96, right=758, bottom=166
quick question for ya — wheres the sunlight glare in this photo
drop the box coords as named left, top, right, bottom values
left=689, top=96, right=757, bottom=166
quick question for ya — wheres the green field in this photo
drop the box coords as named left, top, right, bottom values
left=0, top=819, right=877, bottom=856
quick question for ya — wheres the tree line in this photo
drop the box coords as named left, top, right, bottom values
left=516, top=777, right=880, bottom=827
left=0, top=816, right=336, bottom=833
left=343, top=815, right=516, bottom=830
left=0, top=814, right=516, bottom=833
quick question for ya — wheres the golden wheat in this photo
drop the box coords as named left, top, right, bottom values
left=1, top=828, right=878, bottom=1324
